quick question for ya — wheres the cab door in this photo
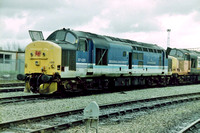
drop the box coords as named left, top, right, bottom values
left=129, top=53, right=132, bottom=69
left=88, top=39, right=94, bottom=68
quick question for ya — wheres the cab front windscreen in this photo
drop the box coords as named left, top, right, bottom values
left=47, top=30, right=76, bottom=44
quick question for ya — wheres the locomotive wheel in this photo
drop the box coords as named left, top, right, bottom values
left=63, top=81, right=73, bottom=91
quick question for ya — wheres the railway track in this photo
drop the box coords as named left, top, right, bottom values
left=0, top=87, right=24, bottom=93
left=0, top=83, right=25, bottom=93
left=179, top=118, right=200, bottom=133
left=0, top=95, right=60, bottom=105
left=0, top=83, right=24, bottom=88
left=1, top=92, right=200, bottom=132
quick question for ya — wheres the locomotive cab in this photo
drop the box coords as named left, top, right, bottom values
left=47, top=29, right=78, bottom=73
left=167, top=48, right=191, bottom=75
left=20, top=29, right=88, bottom=94
left=17, top=30, right=63, bottom=94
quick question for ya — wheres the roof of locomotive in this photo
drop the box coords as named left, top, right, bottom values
left=72, top=29, right=164, bottom=50
left=47, top=28, right=163, bottom=50
left=182, top=49, right=200, bottom=57
left=170, top=48, right=200, bottom=58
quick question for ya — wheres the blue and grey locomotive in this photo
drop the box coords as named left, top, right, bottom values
left=17, top=28, right=200, bottom=94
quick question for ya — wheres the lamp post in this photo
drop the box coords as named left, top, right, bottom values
left=167, top=29, right=171, bottom=48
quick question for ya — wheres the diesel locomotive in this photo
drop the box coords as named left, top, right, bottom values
left=17, top=28, right=200, bottom=94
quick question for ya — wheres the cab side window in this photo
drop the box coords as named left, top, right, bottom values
left=65, top=32, right=76, bottom=44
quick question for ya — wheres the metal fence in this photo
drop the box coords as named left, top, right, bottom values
left=0, top=59, right=25, bottom=80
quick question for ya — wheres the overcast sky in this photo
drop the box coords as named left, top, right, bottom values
left=0, top=0, right=200, bottom=50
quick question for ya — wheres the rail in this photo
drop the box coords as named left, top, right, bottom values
left=179, top=118, right=200, bottom=133
left=1, top=92, right=200, bottom=132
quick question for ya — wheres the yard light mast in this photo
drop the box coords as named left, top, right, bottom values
left=167, top=29, right=171, bottom=48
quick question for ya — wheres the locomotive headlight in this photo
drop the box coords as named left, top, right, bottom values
left=41, top=66, right=46, bottom=72
left=35, top=61, right=40, bottom=66
left=43, top=53, right=45, bottom=56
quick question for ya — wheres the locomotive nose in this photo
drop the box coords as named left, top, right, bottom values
left=25, top=41, right=61, bottom=75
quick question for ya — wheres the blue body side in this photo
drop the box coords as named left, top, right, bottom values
left=76, top=39, right=168, bottom=74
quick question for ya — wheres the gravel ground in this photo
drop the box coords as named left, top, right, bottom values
left=1, top=84, right=200, bottom=132
left=64, top=101, right=200, bottom=133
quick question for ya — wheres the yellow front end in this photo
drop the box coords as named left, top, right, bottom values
left=171, top=56, right=179, bottom=74
left=24, top=41, right=61, bottom=94
left=169, top=56, right=190, bottom=75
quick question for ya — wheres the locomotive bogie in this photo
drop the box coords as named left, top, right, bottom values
left=39, top=82, right=58, bottom=94
left=24, top=81, right=31, bottom=92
